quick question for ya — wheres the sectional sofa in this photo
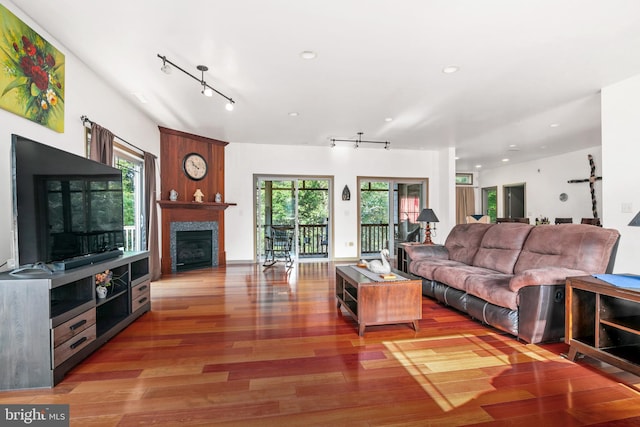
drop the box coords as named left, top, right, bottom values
left=404, top=222, right=620, bottom=343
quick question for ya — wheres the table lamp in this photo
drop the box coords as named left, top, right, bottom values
left=417, top=208, right=439, bottom=244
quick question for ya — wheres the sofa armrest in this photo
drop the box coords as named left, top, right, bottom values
left=509, top=267, right=587, bottom=292
left=404, top=244, right=449, bottom=261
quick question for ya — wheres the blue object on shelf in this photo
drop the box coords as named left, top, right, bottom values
left=593, top=274, right=640, bottom=289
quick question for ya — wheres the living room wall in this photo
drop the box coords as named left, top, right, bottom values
left=0, top=1, right=159, bottom=270
left=479, top=146, right=603, bottom=224
left=602, top=73, right=640, bottom=274
left=224, top=143, right=450, bottom=261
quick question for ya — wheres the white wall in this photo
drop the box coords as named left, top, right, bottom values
left=479, top=146, right=603, bottom=224
left=602, top=73, right=640, bottom=273
left=225, top=143, right=444, bottom=261
left=0, top=1, right=160, bottom=269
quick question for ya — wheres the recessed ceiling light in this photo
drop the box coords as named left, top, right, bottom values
left=550, top=123, right=560, bottom=128
left=288, top=112, right=299, bottom=117
left=300, top=51, right=317, bottom=60
left=454, top=156, right=460, bottom=160
left=509, top=144, right=517, bottom=148
left=475, top=164, right=482, bottom=168
left=442, top=65, right=459, bottom=74
left=384, top=117, right=393, bottom=122
left=502, top=158, right=510, bottom=162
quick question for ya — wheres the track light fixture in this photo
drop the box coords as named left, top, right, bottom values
left=330, top=132, right=390, bottom=149
left=157, top=54, right=235, bottom=111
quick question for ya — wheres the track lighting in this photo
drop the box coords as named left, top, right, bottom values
left=157, top=54, right=235, bottom=110
left=330, top=132, right=390, bottom=149
left=160, top=57, right=172, bottom=74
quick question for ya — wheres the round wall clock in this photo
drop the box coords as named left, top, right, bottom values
left=183, top=152, right=208, bottom=181
left=559, top=192, right=568, bottom=202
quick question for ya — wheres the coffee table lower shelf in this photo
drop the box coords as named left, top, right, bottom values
left=335, top=265, right=422, bottom=336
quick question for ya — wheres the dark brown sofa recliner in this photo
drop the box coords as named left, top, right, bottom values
left=404, top=223, right=620, bottom=343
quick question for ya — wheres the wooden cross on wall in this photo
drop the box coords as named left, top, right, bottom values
left=568, top=154, right=602, bottom=219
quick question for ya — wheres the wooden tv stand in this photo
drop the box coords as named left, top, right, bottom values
left=0, top=252, right=150, bottom=390
left=565, top=275, right=640, bottom=376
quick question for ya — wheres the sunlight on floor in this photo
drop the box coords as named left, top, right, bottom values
left=382, top=332, right=568, bottom=412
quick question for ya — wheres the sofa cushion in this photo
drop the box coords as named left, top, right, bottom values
left=433, top=265, right=498, bottom=292
left=409, top=258, right=466, bottom=281
left=466, top=274, right=517, bottom=310
left=514, top=224, right=620, bottom=274
left=444, top=223, right=494, bottom=265
left=472, top=223, right=533, bottom=274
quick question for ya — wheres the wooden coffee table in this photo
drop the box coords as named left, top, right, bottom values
left=335, top=265, right=422, bottom=336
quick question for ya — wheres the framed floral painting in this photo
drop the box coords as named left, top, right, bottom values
left=0, top=4, right=65, bottom=132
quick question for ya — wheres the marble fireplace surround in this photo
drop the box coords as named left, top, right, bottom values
left=170, top=221, right=218, bottom=272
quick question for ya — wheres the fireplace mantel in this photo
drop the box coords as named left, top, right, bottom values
left=158, top=200, right=237, bottom=211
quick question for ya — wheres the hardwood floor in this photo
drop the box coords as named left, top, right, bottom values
left=2, top=262, right=640, bottom=426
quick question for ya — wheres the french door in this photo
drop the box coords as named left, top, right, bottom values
left=358, top=177, right=427, bottom=259
left=255, top=175, right=332, bottom=263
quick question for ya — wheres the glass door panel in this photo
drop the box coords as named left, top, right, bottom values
left=359, top=178, right=427, bottom=259
left=256, top=176, right=332, bottom=263
left=395, top=183, right=423, bottom=243
left=360, top=180, right=390, bottom=257
left=297, top=179, right=329, bottom=259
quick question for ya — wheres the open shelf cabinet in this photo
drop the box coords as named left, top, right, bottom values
left=0, top=251, right=150, bottom=390
left=565, top=275, right=640, bottom=375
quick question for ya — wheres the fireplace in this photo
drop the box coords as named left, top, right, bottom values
left=175, top=230, right=212, bottom=271
left=169, top=221, right=218, bottom=272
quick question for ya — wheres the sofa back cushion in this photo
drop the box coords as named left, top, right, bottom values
left=472, top=223, right=533, bottom=274
left=514, top=224, right=620, bottom=274
left=444, top=223, right=494, bottom=264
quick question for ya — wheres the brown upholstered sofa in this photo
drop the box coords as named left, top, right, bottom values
left=404, top=223, right=620, bottom=343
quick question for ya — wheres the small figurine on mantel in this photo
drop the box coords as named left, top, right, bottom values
left=193, top=189, right=204, bottom=203
left=215, top=192, right=222, bottom=203
left=169, top=189, right=178, bottom=201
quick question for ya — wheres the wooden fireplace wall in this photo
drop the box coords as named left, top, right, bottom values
left=158, top=126, right=232, bottom=274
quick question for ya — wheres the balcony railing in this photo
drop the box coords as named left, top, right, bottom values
left=124, top=225, right=136, bottom=252
left=361, top=223, right=389, bottom=254
left=259, top=223, right=396, bottom=257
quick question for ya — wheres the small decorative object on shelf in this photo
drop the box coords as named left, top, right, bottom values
left=95, top=269, right=112, bottom=298
left=169, top=189, right=178, bottom=201
left=194, top=188, right=204, bottom=203
left=215, top=192, right=222, bottom=203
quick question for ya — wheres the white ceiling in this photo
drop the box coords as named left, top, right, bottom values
left=11, top=0, right=640, bottom=170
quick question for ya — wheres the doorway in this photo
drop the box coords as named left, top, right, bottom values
left=255, top=176, right=332, bottom=263
left=503, top=183, right=526, bottom=218
left=358, top=177, right=428, bottom=259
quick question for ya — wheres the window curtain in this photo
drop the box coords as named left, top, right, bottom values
left=456, top=186, right=475, bottom=224
left=89, top=122, right=114, bottom=166
left=144, top=152, right=161, bottom=280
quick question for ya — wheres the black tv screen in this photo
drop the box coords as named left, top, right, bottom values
left=11, top=134, right=125, bottom=266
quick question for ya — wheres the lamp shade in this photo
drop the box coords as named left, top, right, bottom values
left=629, top=211, right=640, bottom=226
left=417, top=208, right=439, bottom=223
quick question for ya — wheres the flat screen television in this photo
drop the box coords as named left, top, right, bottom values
left=11, top=134, right=125, bottom=268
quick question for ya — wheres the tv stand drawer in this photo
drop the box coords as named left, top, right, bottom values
left=53, top=324, right=96, bottom=367
left=52, top=308, right=96, bottom=348
left=132, top=280, right=151, bottom=313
